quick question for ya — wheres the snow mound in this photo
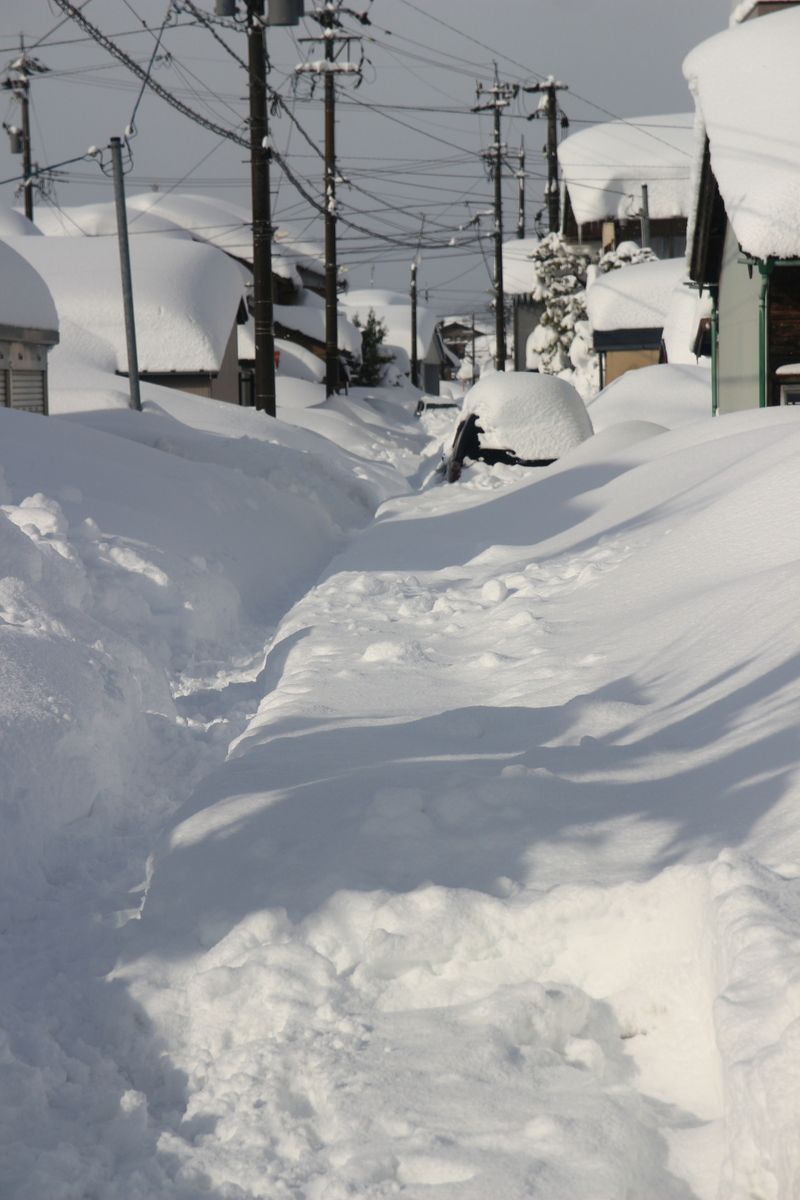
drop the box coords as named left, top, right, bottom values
left=588, top=363, right=711, bottom=431
left=464, top=371, right=593, bottom=460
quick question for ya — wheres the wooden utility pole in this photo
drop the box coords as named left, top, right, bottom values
left=473, top=69, right=518, bottom=372
left=516, top=141, right=526, bottom=240
left=246, top=0, right=277, bottom=415
left=640, top=183, right=651, bottom=249
left=524, top=78, right=569, bottom=234
left=298, top=6, right=364, bottom=398
left=109, top=136, right=142, bottom=412
left=2, top=42, right=48, bottom=221
left=410, top=258, right=419, bottom=388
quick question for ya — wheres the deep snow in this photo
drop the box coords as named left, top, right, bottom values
left=2, top=363, right=800, bottom=1199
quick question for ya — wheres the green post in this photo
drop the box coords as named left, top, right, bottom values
left=758, top=260, right=773, bottom=409
left=710, top=293, right=718, bottom=416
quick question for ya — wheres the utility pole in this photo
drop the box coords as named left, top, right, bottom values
left=516, top=141, right=526, bottom=240
left=473, top=69, right=518, bottom=372
left=109, top=136, right=142, bottom=412
left=410, top=258, right=419, bottom=388
left=524, top=77, right=569, bottom=234
left=471, top=312, right=477, bottom=382
left=246, top=0, right=278, bottom=416
left=298, top=5, right=365, bottom=398
left=640, top=183, right=651, bottom=250
left=2, top=41, right=48, bottom=221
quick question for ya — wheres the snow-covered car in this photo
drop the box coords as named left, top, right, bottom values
left=443, top=371, right=593, bottom=482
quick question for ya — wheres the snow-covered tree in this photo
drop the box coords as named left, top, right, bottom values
left=352, top=309, right=393, bottom=386
left=528, top=235, right=660, bottom=400
left=526, top=233, right=596, bottom=396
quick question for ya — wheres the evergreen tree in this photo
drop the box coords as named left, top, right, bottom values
left=352, top=309, right=394, bottom=386
left=527, top=233, right=596, bottom=394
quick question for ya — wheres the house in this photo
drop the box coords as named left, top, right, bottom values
left=558, top=115, right=694, bottom=256
left=586, top=256, right=688, bottom=387
left=339, top=289, right=447, bottom=394
left=686, top=4, right=800, bottom=412
left=9, top=235, right=248, bottom=405
left=0, top=235, right=59, bottom=414
left=237, top=293, right=360, bottom=400
left=502, top=237, right=545, bottom=371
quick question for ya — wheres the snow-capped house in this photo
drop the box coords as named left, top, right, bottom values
left=8, top=235, right=248, bottom=405
left=558, top=115, right=694, bottom=257
left=0, top=236, right=59, bottom=414
left=586, top=257, right=687, bottom=387
left=686, top=5, right=800, bottom=412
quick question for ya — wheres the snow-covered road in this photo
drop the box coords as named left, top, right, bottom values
left=3, top=389, right=800, bottom=1198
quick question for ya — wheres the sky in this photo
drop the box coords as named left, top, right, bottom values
left=0, top=0, right=731, bottom=316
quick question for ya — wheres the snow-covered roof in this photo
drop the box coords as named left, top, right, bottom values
left=1, top=207, right=41, bottom=237
left=502, top=237, right=541, bottom=296
left=463, top=370, right=593, bottom=460
left=7, top=235, right=245, bottom=374
left=126, top=192, right=325, bottom=283
left=558, top=114, right=695, bottom=227
left=684, top=7, right=800, bottom=260
left=339, top=289, right=440, bottom=370
left=273, top=298, right=361, bottom=357
left=0, top=238, right=58, bottom=334
left=34, top=201, right=191, bottom=240
left=586, top=257, right=687, bottom=332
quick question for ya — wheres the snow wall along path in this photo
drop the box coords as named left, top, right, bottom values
left=118, top=407, right=800, bottom=1199
left=0, top=387, right=426, bottom=1200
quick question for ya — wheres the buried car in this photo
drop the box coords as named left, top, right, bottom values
left=443, top=371, right=593, bottom=481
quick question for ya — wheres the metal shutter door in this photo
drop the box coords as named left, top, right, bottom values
left=10, top=370, right=45, bottom=413
left=0, top=370, right=7, bottom=408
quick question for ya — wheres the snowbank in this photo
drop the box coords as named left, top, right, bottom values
left=684, top=6, right=800, bottom=259
left=113, top=402, right=800, bottom=1199
left=588, top=362, right=712, bottom=430
left=558, top=114, right=695, bottom=227
left=463, top=370, right=593, bottom=460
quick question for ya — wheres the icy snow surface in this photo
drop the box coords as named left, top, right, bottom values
left=4, top=353, right=800, bottom=1198
left=463, top=370, right=593, bottom=460
left=586, top=257, right=687, bottom=332
left=558, top=114, right=694, bottom=227
left=685, top=6, right=800, bottom=260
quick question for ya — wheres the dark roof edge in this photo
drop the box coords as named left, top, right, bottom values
left=0, top=324, right=59, bottom=347
left=593, top=327, right=663, bottom=351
